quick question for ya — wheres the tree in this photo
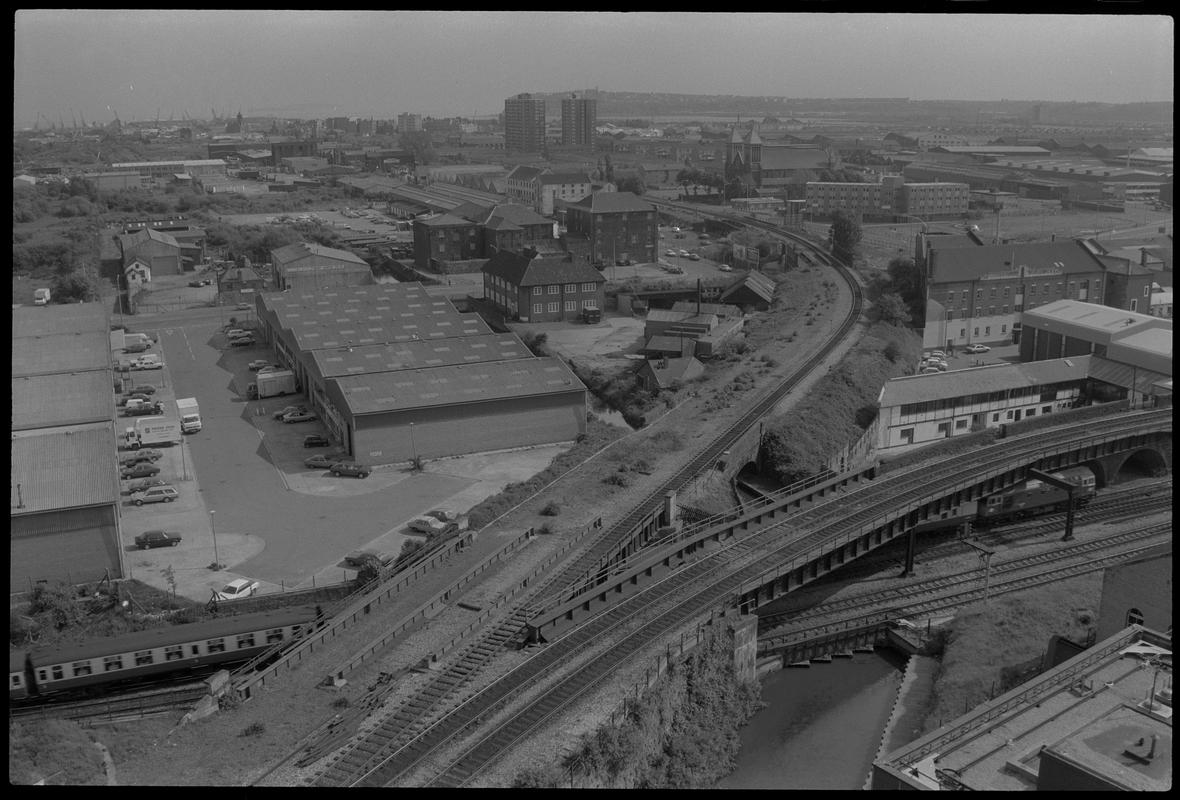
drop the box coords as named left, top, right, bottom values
left=874, top=292, right=912, bottom=326
left=398, top=130, right=435, bottom=166
left=616, top=176, right=646, bottom=195
left=827, top=211, right=862, bottom=264
left=886, top=256, right=926, bottom=323
left=603, top=154, right=614, bottom=184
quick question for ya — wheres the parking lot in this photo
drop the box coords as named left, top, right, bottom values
left=119, top=312, right=567, bottom=603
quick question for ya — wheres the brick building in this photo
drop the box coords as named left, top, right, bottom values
left=565, top=191, right=658, bottom=266
left=560, top=93, right=596, bottom=147
left=482, top=249, right=605, bottom=323
left=504, top=93, right=546, bottom=154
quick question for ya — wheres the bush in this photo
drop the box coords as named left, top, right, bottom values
left=239, top=722, right=265, bottom=737
left=604, top=473, right=629, bottom=487
left=540, top=500, right=562, bottom=516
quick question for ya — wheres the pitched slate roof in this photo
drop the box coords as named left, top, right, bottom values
left=271, top=242, right=368, bottom=266
left=571, top=191, right=654, bottom=214
left=482, top=250, right=604, bottom=287
left=879, top=356, right=1092, bottom=408
left=928, top=241, right=1105, bottom=284
left=507, top=165, right=546, bottom=182
left=758, top=146, right=830, bottom=171
left=720, top=270, right=776, bottom=304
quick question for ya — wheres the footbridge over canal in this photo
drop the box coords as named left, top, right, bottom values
left=525, top=407, right=1171, bottom=643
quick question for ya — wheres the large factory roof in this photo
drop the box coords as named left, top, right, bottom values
left=1022, top=299, right=1172, bottom=345
left=286, top=310, right=490, bottom=351
left=878, top=356, right=1092, bottom=408
left=11, top=330, right=113, bottom=378
left=10, top=424, right=121, bottom=516
left=12, top=302, right=109, bottom=338
left=874, top=626, right=1172, bottom=791
left=306, top=333, right=532, bottom=380
left=12, top=371, right=115, bottom=431
left=328, top=357, right=583, bottom=416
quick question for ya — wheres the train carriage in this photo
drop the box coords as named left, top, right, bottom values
left=978, top=466, right=1097, bottom=524
left=10, top=606, right=317, bottom=700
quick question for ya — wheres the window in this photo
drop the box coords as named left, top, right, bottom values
left=51, top=665, right=63, bottom=681
left=206, top=638, right=226, bottom=654
left=975, top=289, right=983, bottom=300
left=548, top=285, right=559, bottom=295
left=135, top=650, right=154, bottom=666
left=236, top=634, right=256, bottom=649
left=990, top=287, right=997, bottom=298
left=103, top=655, right=124, bottom=672
left=1042, top=406, right=1051, bottom=414
left=1002, top=306, right=1008, bottom=315
left=72, top=661, right=93, bottom=677
left=959, top=328, right=966, bottom=338
left=1003, top=286, right=1010, bottom=298
left=961, top=290, right=968, bottom=302
left=985, top=326, right=991, bottom=335
left=565, top=301, right=576, bottom=311
left=956, top=419, right=968, bottom=430
left=548, top=302, right=559, bottom=313
left=582, top=299, right=596, bottom=309
left=532, top=286, right=542, bottom=296
left=533, top=303, right=543, bottom=315
left=1006, top=410, right=1014, bottom=420
left=565, top=283, right=578, bottom=292
left=582, top=282, right=596, bottom=292
left=899, top=428, right=914, bottom=444
left=937, top=422, right=950, bottom=435
left=164, top=645, right=184, bottom=661
left=1143, top=284, right=1151, bottom=297
left=1001, top=324, right=1007, bottom=333
left=988, top=306, right=995, bottom=316
left=1127, top=608, right=1145, bottom=626
left=265, top=628, right=285, bottom=644
left=1043, top=283, right=1049, bottom=295
left=974, top=327, right=979, bottom=336
left=1026, top=409, right=1036, bottom=418
left=1130, top=299, right=1138, bottom=313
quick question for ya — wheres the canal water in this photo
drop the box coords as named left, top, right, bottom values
left=716, top=649, right=907, bottom=789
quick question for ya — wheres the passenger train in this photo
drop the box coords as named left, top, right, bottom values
left=10, top=606, right=317, bottom=701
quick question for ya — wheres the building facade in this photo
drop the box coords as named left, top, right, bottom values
left=560, top=93, right=596, bottom=147
left=504, top=93, right=546, bottom=154
left=482, top=250, right=605, bottom=323
left=269, top=242, right=372, bottom=291
left=397, top=113, right=423, bottom=133
left=565, top=191, right=659, bottom=265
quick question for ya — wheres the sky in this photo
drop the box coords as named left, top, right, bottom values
left=13, top=10, right=1174, bottom=128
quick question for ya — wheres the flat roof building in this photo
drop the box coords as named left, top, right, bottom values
left=873, top=626, right=1173, bottom=791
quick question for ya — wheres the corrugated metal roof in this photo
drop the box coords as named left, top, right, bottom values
left=12, top=371, right=115, bottom=430
left=308, top=333, right=532, bottom=378
left=271, top=242, right=368, bottom=266
left=879, top=356, right=1092, bottom=408
left=1087, top=355, right=1171, bottom=393
left=331, top=357, right=584, bottom=415
left=1023, top=299, right=1166, bottom=336
left=11, top=330, right=112, bottom=378
left=10, top=424, right=121, bottom=514
left=12, top=302, right=109, bottom=339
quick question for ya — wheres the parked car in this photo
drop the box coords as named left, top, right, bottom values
left=667, top=266, right=684, bottom=274
left=274, top=404, right=308, bottom=420
left=964, top=344, right=991, bottom=354
left=124, top=341, right=151, bottom=354
left=121, top=463, right=161, bottom=480
left=127, top=478, right=168, bottom=495
left=230, top=336, right=257, bottom=347
left=408, top=515, right=448, bottom=534
left=282, top=410, right=317, bottom=424
left=343, top=550, right=390, bottom=569
left=133, top=485, right=179, bottom=506
left=719, top=264, right=732, bottom=272
left=236, top=303, right=252, bottom=311
left=225, top=329, right=248, bottom=339
left=665, top=249, right=677, bottom=257
left=248, top=360, right=275, bottom=371
left=921, top=367, right=943, bottom=375
left=118, top=393, right=153, bottom=407
left=687, top=253, right=700, bottom=261
left=128, top=384, right=157, bottom=396
left=330, top=462, right=370, bottom=478
left=120, top=449, right=163, bottom=466
left=930, top=350, right=947, bottom=360
left=134, top=530, right=182, bottom=549
left=678, top=249, right=690, bottom=257
left=213, top=578, right=259, bottom=601
left=187, top=280, right=204, bottom=288
left=125, top=402, right=165, bottom=417
left=304, top=453, right=348, bottom=469
left=131, top=357, right=163, bottom=370
left=303, top=434, right=331, bottom=448
left=425, top=509, right=460, bottom=522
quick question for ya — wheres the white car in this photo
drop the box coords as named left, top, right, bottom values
left=407, top=515, right=448, bottom=534
left=964, top=344, right=991, bottom=354
left=718, top=264, right=733, bottom=272
left=213, top=578, right=260, bottom=601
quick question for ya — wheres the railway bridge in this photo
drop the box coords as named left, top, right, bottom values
left=526, top=408, right=1171, bottom=643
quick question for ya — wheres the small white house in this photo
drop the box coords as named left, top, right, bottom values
left=124, top=259, right=152, bottom=289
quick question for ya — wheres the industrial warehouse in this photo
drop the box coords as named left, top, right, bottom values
left=250, top=282, right=587, bottom=462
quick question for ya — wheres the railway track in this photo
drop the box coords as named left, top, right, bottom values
left=308, top=202, right=866, bottom=786
left=754, top=482, right=1172, bottom=603
left=759, top=521, right=1171, bottom=649
left=10, top=682, right=208, bottom=724
left=399, top=411, right=1168, bottom=786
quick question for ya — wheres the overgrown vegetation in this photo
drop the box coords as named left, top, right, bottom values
left=868, top=257, right=926, bottom=326
left=464, top=418, right=627, bottom=530
left=8, top=718, right=105, bottom=785
left=512, top=623, right=764, bottom=788
left=921, top=575, right=1100, bottom=734
left=569, top=360, right=661, bottom=428
left=761, top=321, right=921, bottom=485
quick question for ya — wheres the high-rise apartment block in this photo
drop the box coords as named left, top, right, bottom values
left=504, top=93, right=546, bottom=154
left=561, top=93, right=596, bottom=147
left=398, top=113, right=423, bottom=133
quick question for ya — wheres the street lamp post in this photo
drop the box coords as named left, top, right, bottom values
left=209, top=510, right=220, bottom=571
left=409, top=422, right=417, bottom=467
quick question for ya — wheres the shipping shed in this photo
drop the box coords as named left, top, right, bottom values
left=719, top=270, right=776, bottom=310
left=11, top=330, right=113, bottom=378
left=11, top=371, right=116, bottom=431
left=12, top=303, right=109, bottom=337
left=10, top=425, right=125, bottom=590
left=324, top=357, right=586, bottom=463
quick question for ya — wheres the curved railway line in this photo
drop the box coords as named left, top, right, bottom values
left=330, top=409, right=1168, bottom=786
left=301, top=205, right=864, bottom=785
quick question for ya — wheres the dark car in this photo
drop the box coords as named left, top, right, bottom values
left=125, top=402, right=164, bottom=417
left=128, top=384, right=157, bottom=396
left=134, top=530, right=182, bottom=550
left=120, top=449, right=163, bottom=466
left=330, top=462, right=370, bottom=478
left=124, top=341, right=151, bottom=354
left=187, top=280, right=204, bottom=288
left=121, top=463, right=161, bottom=480
left=230, top=336, right=257, bottom=347
left=303, top=434, right=331, bottom=448
left=127, top=477, right=168, bottom=494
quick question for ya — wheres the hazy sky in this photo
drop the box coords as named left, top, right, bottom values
left=13, top=10, right=1174, bottom=127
